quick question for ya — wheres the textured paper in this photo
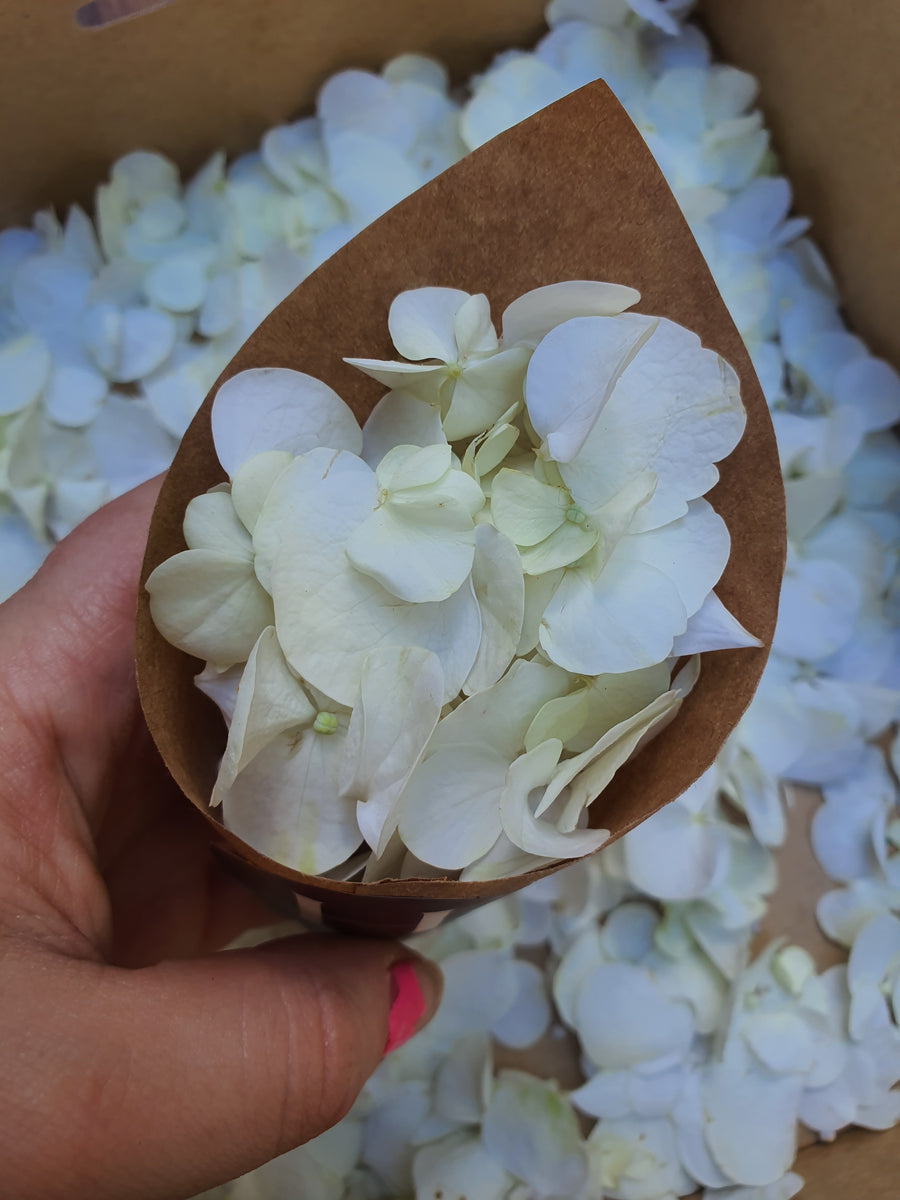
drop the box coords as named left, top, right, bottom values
left=135, top=80, right=785, bottom=936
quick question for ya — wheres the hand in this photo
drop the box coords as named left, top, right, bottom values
left=0, top=479, right=442, bottom=1200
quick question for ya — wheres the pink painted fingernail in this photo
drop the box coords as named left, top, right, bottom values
left=385, top=960, right=428, bottom=1054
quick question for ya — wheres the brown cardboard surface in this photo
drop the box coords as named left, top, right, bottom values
left=135, top=80, right=785, bottom=936
left=701, top=0, right=900, bottom=368
left=0, top=0, right=545, bottom=228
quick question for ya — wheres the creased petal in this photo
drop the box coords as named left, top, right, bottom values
left=463, top=524, right=524, bottom=695
left=388, top=286, right=471, bottom=361
left=526, top=313, right=657, bottom=462
left=672, top=589, right=762, bottom=655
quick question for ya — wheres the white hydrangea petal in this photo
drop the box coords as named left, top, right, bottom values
left=212, top=367, right=362, bottom=477
left=346, top=502, right=477, bottom=603
left=340, top=646, right=443, bottom=855
left=430, top=657, right=570, bottom=759
left=183, top=490, right=251, bottom=555
left=463, top=524, right=524, bottom=695
left=490, top=467, right=568, bottom=546
left=453, top=291, right=499, bottom=358
left=574, top=963, right=693, bottom=1070
left=360, top=390, right=445, bottom=468
left=540, top=550, right=687, bottom=675
left=570, top=1070, right=632, bottom=1120
left=517, top=568, right=564, bottom=655
left=47, top=479, right=108, bottom=541
left=672, top=589, right=763, bottom=655
left=413, top=1133, right=512, bottom=1200
left=774, top=554, right=862, bottom=663
left=482, top=1071, right=588, bottom=1197
left=618, top=499, right=732, bottom=619
left=318, top=68, right=417, bottom=150
left=702, top=1065, right=800, bottom=1186
left=519, top=520, right=600, bottom=575
left=429, top=949, right=521, bottom=1041
left=432, top=1033, right=492, bottom=1124
left=259, top=450, right=481, bottom=704
left=526, top=314, right=656, bottom=463
left=113, top=307, right=178, bottom=383
left=442, top=347, right=530, bottom=441
left=623, top=799, right=730, bottom=902
left=213, top=627, right=316, bottom=799
left=388, top=286, right=471, bottom=362
left=376, top=441, right=451, bottom=491
left=501, top=739, right=610, bottom=859
left=145, top=549, right=274, bottom=667
left=343, top=356, right=446, bottom=403
left=144, top=252, right=209, bottom=314
left=469, top=420, right=520, bottom=479
left=460, top=57, right=570, bottom=150
left=703, top=1173, right=805, bottom=1200
left=194, top=661, right=242, bottom=723
left=560, top=317, right=745, bottom=532
left=44, top=365, right=107, bottom=428
left=538, top=690, right=681, bottom=828
left=501, top=280, right=641, bottom=348
left=222, top=726, right=360, bottom=876
left=834, top=355, right=900, bottom=432
left=230, top=451, right=293, bottom=534
left=87, top=395, right=177, bottom=497
left=847, top=914, right=900, bottom=1039
left=0, top=334, right=51, bottom=416
left=528, top=663, right=671, bottom=754
left=460, top=834, right=556, bottom=882
left=490, top=959, right=552, bottom=1049
left=397, top=744, right=506, bottom=870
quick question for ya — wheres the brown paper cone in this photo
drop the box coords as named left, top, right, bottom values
left=135, top=81, right=785, bottom=937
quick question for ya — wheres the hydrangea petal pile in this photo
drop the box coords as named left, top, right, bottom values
left=1, top=0, right=899, bottom=1195
left=146, top=281, right=752, bottom=878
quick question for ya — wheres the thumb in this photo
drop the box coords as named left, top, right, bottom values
left=4, top=935, right=442, bottom=1200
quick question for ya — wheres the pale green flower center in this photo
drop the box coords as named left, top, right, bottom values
left=446, top=361, right=463, bottom=379
left=313, top=711, right=338, bottom=735
left=565, top=504, right=588, bottom=526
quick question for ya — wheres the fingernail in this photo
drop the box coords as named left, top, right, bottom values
left=385, top=958, right=440, bottom=1054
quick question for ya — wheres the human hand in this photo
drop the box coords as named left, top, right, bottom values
left=0, top=479, right=442, bottom=1200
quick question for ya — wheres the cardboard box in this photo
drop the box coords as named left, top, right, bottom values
left=2, top=0, right=896, bottom=1190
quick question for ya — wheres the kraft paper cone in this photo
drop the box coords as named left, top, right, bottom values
left=136, top=81, right=786, bottom=937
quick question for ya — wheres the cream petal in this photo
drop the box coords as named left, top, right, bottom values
left=340, top=646, right=443, bottom=854
left=213, top=627, right=316, bottom=800
left=622, top=499, right=731, bottom=618
left=113, top=307, right=177, bottom=383
left=519, top=519, right=599, bottom=575
left=561, top=317, right=745, bottom=532
left=389, top=286, right=472, bottom=362
left=183, top=490, right=252, bottom=555
left=360, top=390, right=445, bottom=468
left=490, top=467, right=568, bottom=547
left=230, top=451, right=294, bottom=534
left=346, top=502, right=476, bottom=602
left=222, top=727, right=361, bottom=875
left=442, top=347, right=530, bottom=441
left=146, top=548, right=274, bottom=667
left=672, top=589, right=762, bottom=655
left=463, top=524, right=524, bottom=695
left=431, top=657, right=570, bottom=758
left=525, top=313, right=656, bottom=462
left=537, top=690, right=681, bottom=827
left=453, top=291, right=499, bottom=358
left=343, top=356, right=446, bottom=404
left=540, top=550, right=687, bottom=675
left=212, top=367, right=362, bottom=476
left=501, top=280, right=641, bottom=348
left=258, top=449, right=481, bottom=703
left=500, top=740, right=610, bottom=859
left=397, top=744, right=506, bottom=869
